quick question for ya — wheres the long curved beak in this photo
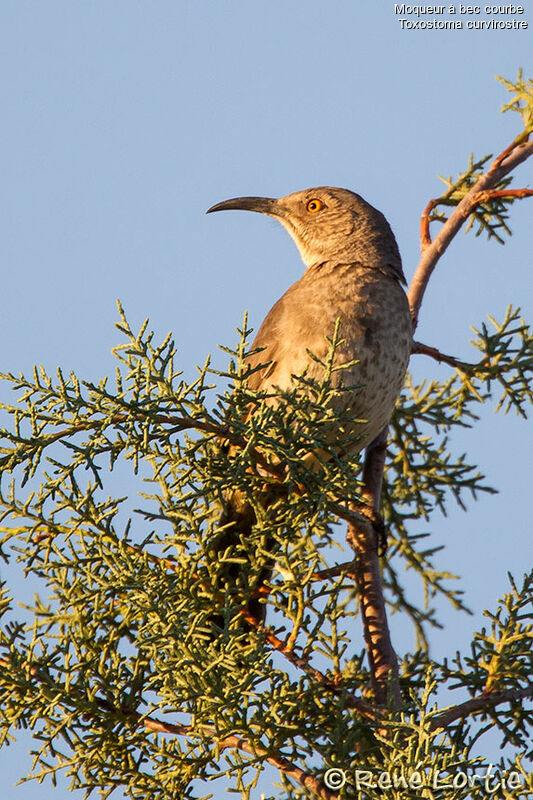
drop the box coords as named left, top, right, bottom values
left=206, top=196, right=279, bottom=216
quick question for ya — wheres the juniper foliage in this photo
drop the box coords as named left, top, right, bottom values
left=0, top=73, right=532, bottom=800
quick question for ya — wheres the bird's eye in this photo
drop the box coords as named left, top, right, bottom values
left=306, top=198, right=324, bottom=213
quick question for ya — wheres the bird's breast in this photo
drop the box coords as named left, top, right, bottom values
left=248, top=264, right=412, bottom=449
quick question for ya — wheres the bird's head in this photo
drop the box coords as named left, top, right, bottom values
left=207, top=186, right=404, bottom=282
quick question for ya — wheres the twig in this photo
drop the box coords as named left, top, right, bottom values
left=419, top=187, right=533, bottom=250
left=327, top=499, right=379, bottom=528
left=2, top=652, right=338, bottom=800
left=0, top=411, right=227, bottom=456
left=471, top=187, right=533, bottom=203
left=311, top=561, right=356, bottom=582
left=1, top=407, right=285, bottom=478
left=239, top=608, right=380, bottom=721
left=420, top=197, right=445, bottom=250
left=410, top=137, right=533, bottom=329
left=429, top=685, right=533, bottom=731
left=411, top=340, right=474, bottom=369
left=118, top=544, right=378, bottom=720
left=141, top=716, right=338, bottom=800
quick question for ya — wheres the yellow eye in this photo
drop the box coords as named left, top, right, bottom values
left=306, top=198, right=324, bottom=213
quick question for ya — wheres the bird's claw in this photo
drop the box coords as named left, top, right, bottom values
left=372, top=514, right=388, bottom=556
left=353, top=502, right=388, bottom=555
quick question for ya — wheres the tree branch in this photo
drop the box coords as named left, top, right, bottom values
left=6, top=410, right=227, bottom=446
left=347, top=132, right=533, bottom=708
left=409, top=136, right=533, bottom=329
left=419, top=187, right=533, bottom=250
left=239, top=608, right=380, bottom=721
left=117, top=545, right=379, bottom=721
left=311, top=560, right=356, bottom=582
left=429, top=685, right=533, bottom=731
left=141, top=715, right=338, bottom=800
left=411, top=340, right=474, bottom=369
left=348, top=428, right=401, bottom=709
left=0, top=407, right=286, bottom=479
left=0, top=654, right=338, bottom=800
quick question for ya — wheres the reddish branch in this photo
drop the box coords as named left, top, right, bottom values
left=141, top=716, right=338, bottom=800
left=419, top=187, right=533, bottom=250
left=348, top=428, right=401, bottom=710
left=140, top=685, right=531, bottom=797
left=355, top=131, right=533, bottom=712
left=95, top=682, right=341, bottom=800
left=411, top=340, right=473, bottom=369
left=120, top=544, right=378, bottom=720
left=429, top=685, right=533, bottom=731
left=240, top=608, right=379, bottom=720
left=111, top=683, right=533, bottom=798
left=0, top=651, right=337, bottom=800
left=117, top=548, right=374, bottom=715
left=410, top=136, right=533, bottom=329
left=311, top=560, right=356, bottom=582
left=142, top=684, right=533, bottom=739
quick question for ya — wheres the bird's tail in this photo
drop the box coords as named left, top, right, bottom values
left=211, top=488, right=275, bottom=636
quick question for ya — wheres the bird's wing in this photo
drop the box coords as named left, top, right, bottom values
left=243, top=281, right=370, bottom=394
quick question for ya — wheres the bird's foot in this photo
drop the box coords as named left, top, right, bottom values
left=353, top=502, right=388, bottom=555
left=373, top=514, right=388, bottom=556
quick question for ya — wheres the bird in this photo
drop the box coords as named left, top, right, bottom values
left=206, top=187, right=413, bottom=633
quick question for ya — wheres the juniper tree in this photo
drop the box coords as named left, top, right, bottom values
left=0, top=73, right=532, bottom=800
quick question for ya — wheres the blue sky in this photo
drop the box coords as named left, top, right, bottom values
left=1, top=3, right=532, bottom=798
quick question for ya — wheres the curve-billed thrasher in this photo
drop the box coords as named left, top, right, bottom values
left=206, top=187, right=413, bottom=630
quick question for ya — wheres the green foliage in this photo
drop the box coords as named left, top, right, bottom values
left=0, top=71, right=532, bottom=800
left=317, top=666, right=532, bottom=800
left=442, top=572, right=533, bottom=752
left=383, top=306, right=532, bottom=647
left=434, top=153, right=514, bottom=243
left=497, top=69, right=533, bottom=133
left=427, top=70, right=533, bottom=244
left=0, top=297, right=531, bottom=799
